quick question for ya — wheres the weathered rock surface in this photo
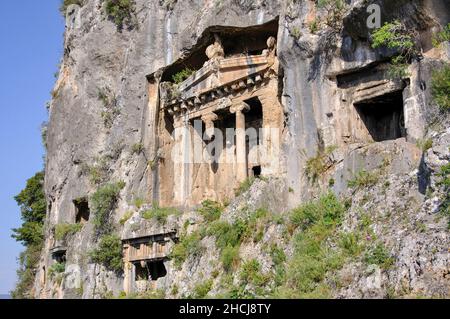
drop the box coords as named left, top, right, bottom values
left=36, top=0, right=449, bottom=298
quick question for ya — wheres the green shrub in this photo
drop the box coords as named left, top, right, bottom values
left=197, top=200, right=223, bottom=222
left=141, top=203, right=180, bottom=224
left=432, top=23, right=450, bottom=47
left=104, top=0, right=136, bottom=30
left=316, top=0, right=347, bottom=31
left=131, top=143, right=144, bottom=155
left=304, top=146, right=336, bottom=183
left=132, top=197, right=145, bottom=209
left=270, top=244, right=286, bottom=266
left=289, top=192, right=344, bottom=232
left=339, top=232, right=364, bottom=257
left=192, top=279, right=213, bottom=299
left=279, top=193, right=347, bottom=297
left=416, top=138, right=433, bottom=152
left=437, top=163, right=450, bottom=227
left=11, top=244, right=43, bottom=299
left=89, top=234, right=123, bottom=273
left=206, top=220, right=246, bottom=250
left=55, top=223, right=83, bottom=241
left=270, top=244, right=287, bottom=286
left=60, top=0, right=84, bottom=15
left=235, top=177, right=256, bottom=197
left=172, top=68, right=195, bottom=84
left=171, top=232, right=204, bottom=267
left=364, top=242, right=394, bottom=269
left=119, top=211, right=133, bottom=225
left=91, top=181, right=125, bottom=235
left=48, top=262, right=65, bottom=278
left=221, top=245, right=241, bottom=272
left=242, top=208, right=270, bottom=243
left=240, top=259, right=269, bottom=287
left=371, top=20, right=419, bottom=79
left=431, top=64, right=450, bottom=111
left=309, top=19, right=319, bottom=34
left=81, top=157, right=110, bottom=185
left=347, top=170, right=379, bottom=190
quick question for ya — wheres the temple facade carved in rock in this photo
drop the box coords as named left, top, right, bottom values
left=149, top=31, right=285, bottom=208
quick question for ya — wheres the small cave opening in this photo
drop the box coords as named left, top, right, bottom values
left=52, top=249, right=66, bottom=264
left=134, top=260, right=167, bottom=282
left=354, top=90, right=406, bottom=142
left=252, top=166, right=262, bottom=177
left=74, top=198, right=90, bottom=223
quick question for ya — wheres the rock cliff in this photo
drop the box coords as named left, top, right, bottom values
left=35, top=0, right=449, bottom=298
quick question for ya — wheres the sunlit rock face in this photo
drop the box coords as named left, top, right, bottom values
left=36, top=0, right=449, bottom=299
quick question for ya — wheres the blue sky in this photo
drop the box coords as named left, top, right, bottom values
left=0, top=0, right=64, bottom=294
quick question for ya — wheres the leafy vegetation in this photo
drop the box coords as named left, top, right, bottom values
left=304, top=146, right=336, bottom=183
left=437, top=163, right=450, bottom=227
left=278, top=193, right=347, bottom=298
left=432, top=23, right=450, bottom=48
left=431, top=64, right=450, bottom=111
left=91, top=181, right=125, bottom=235
left=97, top=86, right=120, bottom=129
left=172, top=68, right=195, bottom=84
left=119, top=211, right=133, bottom=225
left=131, top=143, right=144, bottom=155
left=11, top=172, right=46, bottom=299
left=81, top=156, right=110, bottom=185
left=220, top=245, right=241, bottom=272
left=197, top=200, right=223, bottom=222
left=316, top=0, right=348, bottom=31
left=192, top=280, right=213, bottom=299
left=371, top=21, right=419, bottom=79
left=170, top=232, right=204, bottom=268
left=55, top=223, right=83, bottom=241
left=141, top=203, right=180, bottom=224
left=60, top=0, right=84, bottom=15
left=89, top=234, right=123, bottom=273
left=364, top=242, right=394, bottom=269
left=48, top=262, right=66, bottom=278
left=347, top=170, right=379, bottom=191
left=104, top=0, right=136, bottom=30
left=235, top=177, right=256, bottom=197
left=270, top=244, right=287, bottom=286
left=416, top=138, right=433, bottom=152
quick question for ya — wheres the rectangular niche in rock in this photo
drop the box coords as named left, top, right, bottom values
left=73, top=197, right=90, bottom=223
left=354, top=90, right=406, bottom=142
left=122, top=231, right=177, bottom=294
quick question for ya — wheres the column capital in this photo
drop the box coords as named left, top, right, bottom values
left=230, top=102, right=250, bottom=114
left=201, top=112, right=219, bottom=126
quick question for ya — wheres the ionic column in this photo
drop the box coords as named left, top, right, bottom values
left=201, top=112, right=218, bottom=140
left=230, top=103, right=250, bottom=184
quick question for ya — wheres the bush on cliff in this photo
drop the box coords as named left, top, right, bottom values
left=91, top=181, right=125, bottom=235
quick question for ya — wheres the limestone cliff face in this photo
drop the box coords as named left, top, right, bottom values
left=36, top=0, right=449, bottom=299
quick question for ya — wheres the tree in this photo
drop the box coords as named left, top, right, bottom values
left=12, top=172, right=46, bottom=246
left=11, top=172, right=47, bottom=299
